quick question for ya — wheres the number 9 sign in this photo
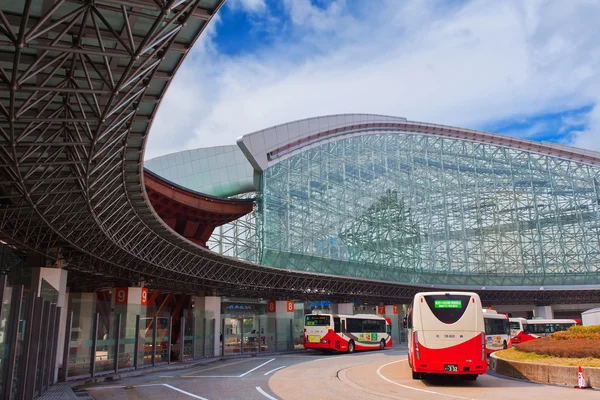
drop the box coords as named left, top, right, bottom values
left=141, top=288, right=148, bottom=306
left=115, top=287, right=128, bottom=305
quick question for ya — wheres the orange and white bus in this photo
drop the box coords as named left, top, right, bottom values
left=509, top=318, right=578, bottom=344
left=482, top=309, right=511, bottom=354
left=304, top=313, right=392, bottom=353
left=405, top=292, right=486, bottom=381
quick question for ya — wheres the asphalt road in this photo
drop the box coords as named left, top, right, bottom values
left=84, top=347, right=599, bottom=400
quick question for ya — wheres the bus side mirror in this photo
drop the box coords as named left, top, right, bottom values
left=402, top=317, right=407, bottom=329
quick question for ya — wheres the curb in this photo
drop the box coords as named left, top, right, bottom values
left=489, top=352, right=600, bottom=389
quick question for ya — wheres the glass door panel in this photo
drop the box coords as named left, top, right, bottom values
left=223, top=318, right=241, bottom=355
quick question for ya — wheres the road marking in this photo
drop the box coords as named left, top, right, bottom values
left=256, top=386, right=279, bottom=400
left=86, top=383, right=209, bottom=399
left=162, top=384, right=209, bottom=399
left=376, top=359, right=478, bottom=400
left=181, top=358, right=276, bottom=378
left=239, top=358, right=276, bottom=377
left=177, top=375, right=240, bottom=378
left=181, top=359, right=254, bottom=376
left=263, top=365, right=286, bottom=375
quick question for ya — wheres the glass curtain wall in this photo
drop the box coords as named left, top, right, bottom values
left=259, top=133, right=600, bottom=286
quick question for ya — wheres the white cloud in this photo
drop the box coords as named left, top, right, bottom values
left=227, top=0, right=267, bottom=13
left=146, top=0, right=600, bottom=160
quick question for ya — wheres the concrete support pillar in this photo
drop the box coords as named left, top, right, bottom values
left=383, top=305, right=401, bottom=346
left=31, top=267, right=68, bottom=383
left=267, top=300, right=295, bottom=351
left=534, top=305, right=554, bottom=319
left=332, top=303, right=354, bottom=315
left=112, top=287, right=147, bottom=364
left=194, top=296, right=221, bottom=356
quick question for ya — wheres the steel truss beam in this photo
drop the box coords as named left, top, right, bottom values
left=1, top=0, right=600, bottom=306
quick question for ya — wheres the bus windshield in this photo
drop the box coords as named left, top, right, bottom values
left=509, top=321, right=521, bottom=331
left=424, top=294, right=470, bottom=324
left=485, top=318, right=509, bottom=335
left=305, top=315, right=330, bottom=326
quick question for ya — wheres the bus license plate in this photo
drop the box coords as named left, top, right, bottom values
left=308, top=335, right=320, bottom=343
left=444, top=364, right=458, bottom=372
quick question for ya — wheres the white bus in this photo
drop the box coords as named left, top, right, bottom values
left=509, top=317, right=578, bottom=344
left=304, top=313, right=392, bottom=353
left=482, top=309, right=511, bottom=354
left=404, top=292, right=486, bottom=380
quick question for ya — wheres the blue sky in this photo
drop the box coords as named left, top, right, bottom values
left=147, top=0, right=600, bottom=159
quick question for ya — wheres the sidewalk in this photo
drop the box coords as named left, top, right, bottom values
left=42, top=348, right=308, bottom=399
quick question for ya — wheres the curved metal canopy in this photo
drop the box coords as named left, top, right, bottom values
left=1, top=0, right=599, bottom=305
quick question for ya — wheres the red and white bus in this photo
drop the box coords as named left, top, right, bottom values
left=482, top=309, right=511, bottom=354
left=304, top=313, right=392, bottom=353
left=405, top=292, right=486, bottom=381
left=509, top=318, right=578, bottom=344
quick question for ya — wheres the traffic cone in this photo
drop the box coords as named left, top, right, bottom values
left=574, top=366, right=590, bottom=389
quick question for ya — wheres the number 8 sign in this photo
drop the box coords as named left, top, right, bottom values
left=286, top=301, right=294, bottom=313
left=115, top=287, right=128, bottom=305
left=268, top=301, right=276, bottom=313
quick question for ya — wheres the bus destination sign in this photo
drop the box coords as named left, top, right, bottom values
left=434, top=300, right=462, bottom=309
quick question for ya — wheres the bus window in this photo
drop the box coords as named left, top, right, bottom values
left=347, top=318, right=362, bottom=332
left=484, top=318, right=510, bottom=335
left=334, top=317, right=340, bottom=333
left=424, top=295, right=471, bottom=324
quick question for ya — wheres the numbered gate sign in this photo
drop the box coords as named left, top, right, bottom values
left=286, top=301, right=294, bottom=313
left=392, top=305, right=399, bottom=314
left=115, top=287, right=128, bottom=305
left=141, top=288, right=148, bottom=306
left=267, top=300, right=276, bottom=313
left=377, top=305, right=385, bottom=315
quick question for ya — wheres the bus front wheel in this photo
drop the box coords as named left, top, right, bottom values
left=412, top=370, right=421, bottom=380
left=379, top=339, right=386, bottom=350
left=347, top=340, right=355, bottom=353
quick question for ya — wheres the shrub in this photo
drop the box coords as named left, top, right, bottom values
left=515, top=337, right=600, bottom=358
left=550, top=325, right=600, bottom=340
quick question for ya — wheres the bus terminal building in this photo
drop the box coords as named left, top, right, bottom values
left=1, top=1, right=600, bottom=397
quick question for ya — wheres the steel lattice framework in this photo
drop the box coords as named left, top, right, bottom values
left=260, top=132, right=600, bottom=287
left=1, top=0, right=599, bottom=305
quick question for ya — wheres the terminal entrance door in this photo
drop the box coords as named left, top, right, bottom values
left=222, top=317, right=264, bottom=355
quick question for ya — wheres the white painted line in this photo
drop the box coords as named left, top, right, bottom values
left=86, top=382, right=209, bottom=400
left=162, top=384, right=210, bottom=400
left=239, top=358, right=276, bottom=377
left=256, top=386, right=279, bottom=400
left=179, top=375, right=240, bottom=378
left=375, top=360, right=478, bottom=400
left=263, top=365, right=286, bottom=376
